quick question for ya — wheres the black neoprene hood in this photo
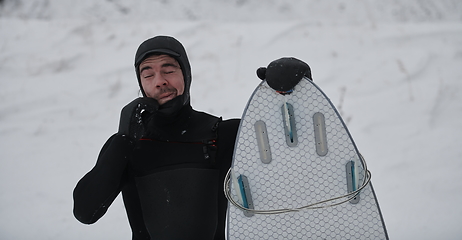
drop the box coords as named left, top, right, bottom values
left=135, top=36, right=192, bottom=106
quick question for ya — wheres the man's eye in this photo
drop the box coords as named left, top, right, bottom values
left=143, top=75, right=153, bottom=78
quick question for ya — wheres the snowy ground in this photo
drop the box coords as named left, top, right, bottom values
left=1, top=1, right=462, bottom=239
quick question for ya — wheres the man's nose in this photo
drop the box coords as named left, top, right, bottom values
left=154, top=74, right=168, bottom=88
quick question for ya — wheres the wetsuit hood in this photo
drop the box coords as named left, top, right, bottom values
left=134, top=36, right=192, bottom=111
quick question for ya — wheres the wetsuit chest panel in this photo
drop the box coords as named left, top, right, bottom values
left=130, top=139, right=216, bottom=177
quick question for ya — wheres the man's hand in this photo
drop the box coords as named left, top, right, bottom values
left=256, top=57, right=312, bottom=92
left=118, top=98, right=159, bottom=140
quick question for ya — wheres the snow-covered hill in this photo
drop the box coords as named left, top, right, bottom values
left=1, top=0, right=462, bottom=239
left=2, top=0, right=462, bottom=23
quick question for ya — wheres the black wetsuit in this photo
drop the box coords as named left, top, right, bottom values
left=73, top=104, right=240, bottom=239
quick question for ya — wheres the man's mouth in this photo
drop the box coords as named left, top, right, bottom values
left=156, top=90, right=177, bottom=104
left=160, top=92, right=174, bottom=99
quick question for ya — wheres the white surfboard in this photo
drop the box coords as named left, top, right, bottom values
left=225, top=77, right=388, bottom=239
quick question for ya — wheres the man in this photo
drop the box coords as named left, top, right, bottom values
left=73, top=36, right=240, bottom=239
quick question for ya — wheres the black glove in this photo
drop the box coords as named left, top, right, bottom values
left=118, top=97, right=159, bottom=140
left=256, top=57, right=312, bottom=92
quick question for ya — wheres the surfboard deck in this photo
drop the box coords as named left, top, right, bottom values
left=226, top=77, right=388, bottom=239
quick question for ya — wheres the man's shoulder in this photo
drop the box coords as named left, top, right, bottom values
left=191, top=109, right=239, bottom=125
left=190, top=109, right=221, bottom=128
left=218, top=118, right=240, bottom=140
left=220, top=118, right=240, bottom=129
left=190, top=108, right=240, bottom=133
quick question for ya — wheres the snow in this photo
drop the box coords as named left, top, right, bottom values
left=1, top=0, right=462, bottom=239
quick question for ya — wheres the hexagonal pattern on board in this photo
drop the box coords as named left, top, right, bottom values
left=227, top=78, right=388, bottom=240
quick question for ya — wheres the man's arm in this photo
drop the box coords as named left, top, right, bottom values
left=73, top=134, right=133, bottom=224
left=73, top=97, right=158, bottom=224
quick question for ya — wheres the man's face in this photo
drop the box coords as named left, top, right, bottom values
left=139, top=55, right=185, bottom=105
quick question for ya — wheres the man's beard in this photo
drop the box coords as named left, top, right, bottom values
left=153, top=87, right=178, bottom=105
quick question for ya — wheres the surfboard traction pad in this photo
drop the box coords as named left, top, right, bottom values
left=227, top=78, right=388, bottom=239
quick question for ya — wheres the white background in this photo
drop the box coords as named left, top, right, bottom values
left=1, top=0, right=461, bottom=239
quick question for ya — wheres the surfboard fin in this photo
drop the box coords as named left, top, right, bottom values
left=282, top=102, right=298, bottom=147
left=238, top=175, right=255, bottom=217
left=255, top=120, right=272, bottom=164
left=313, top=112, right=328, bottom=156
left=346, top=160, right=361, bottom=204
